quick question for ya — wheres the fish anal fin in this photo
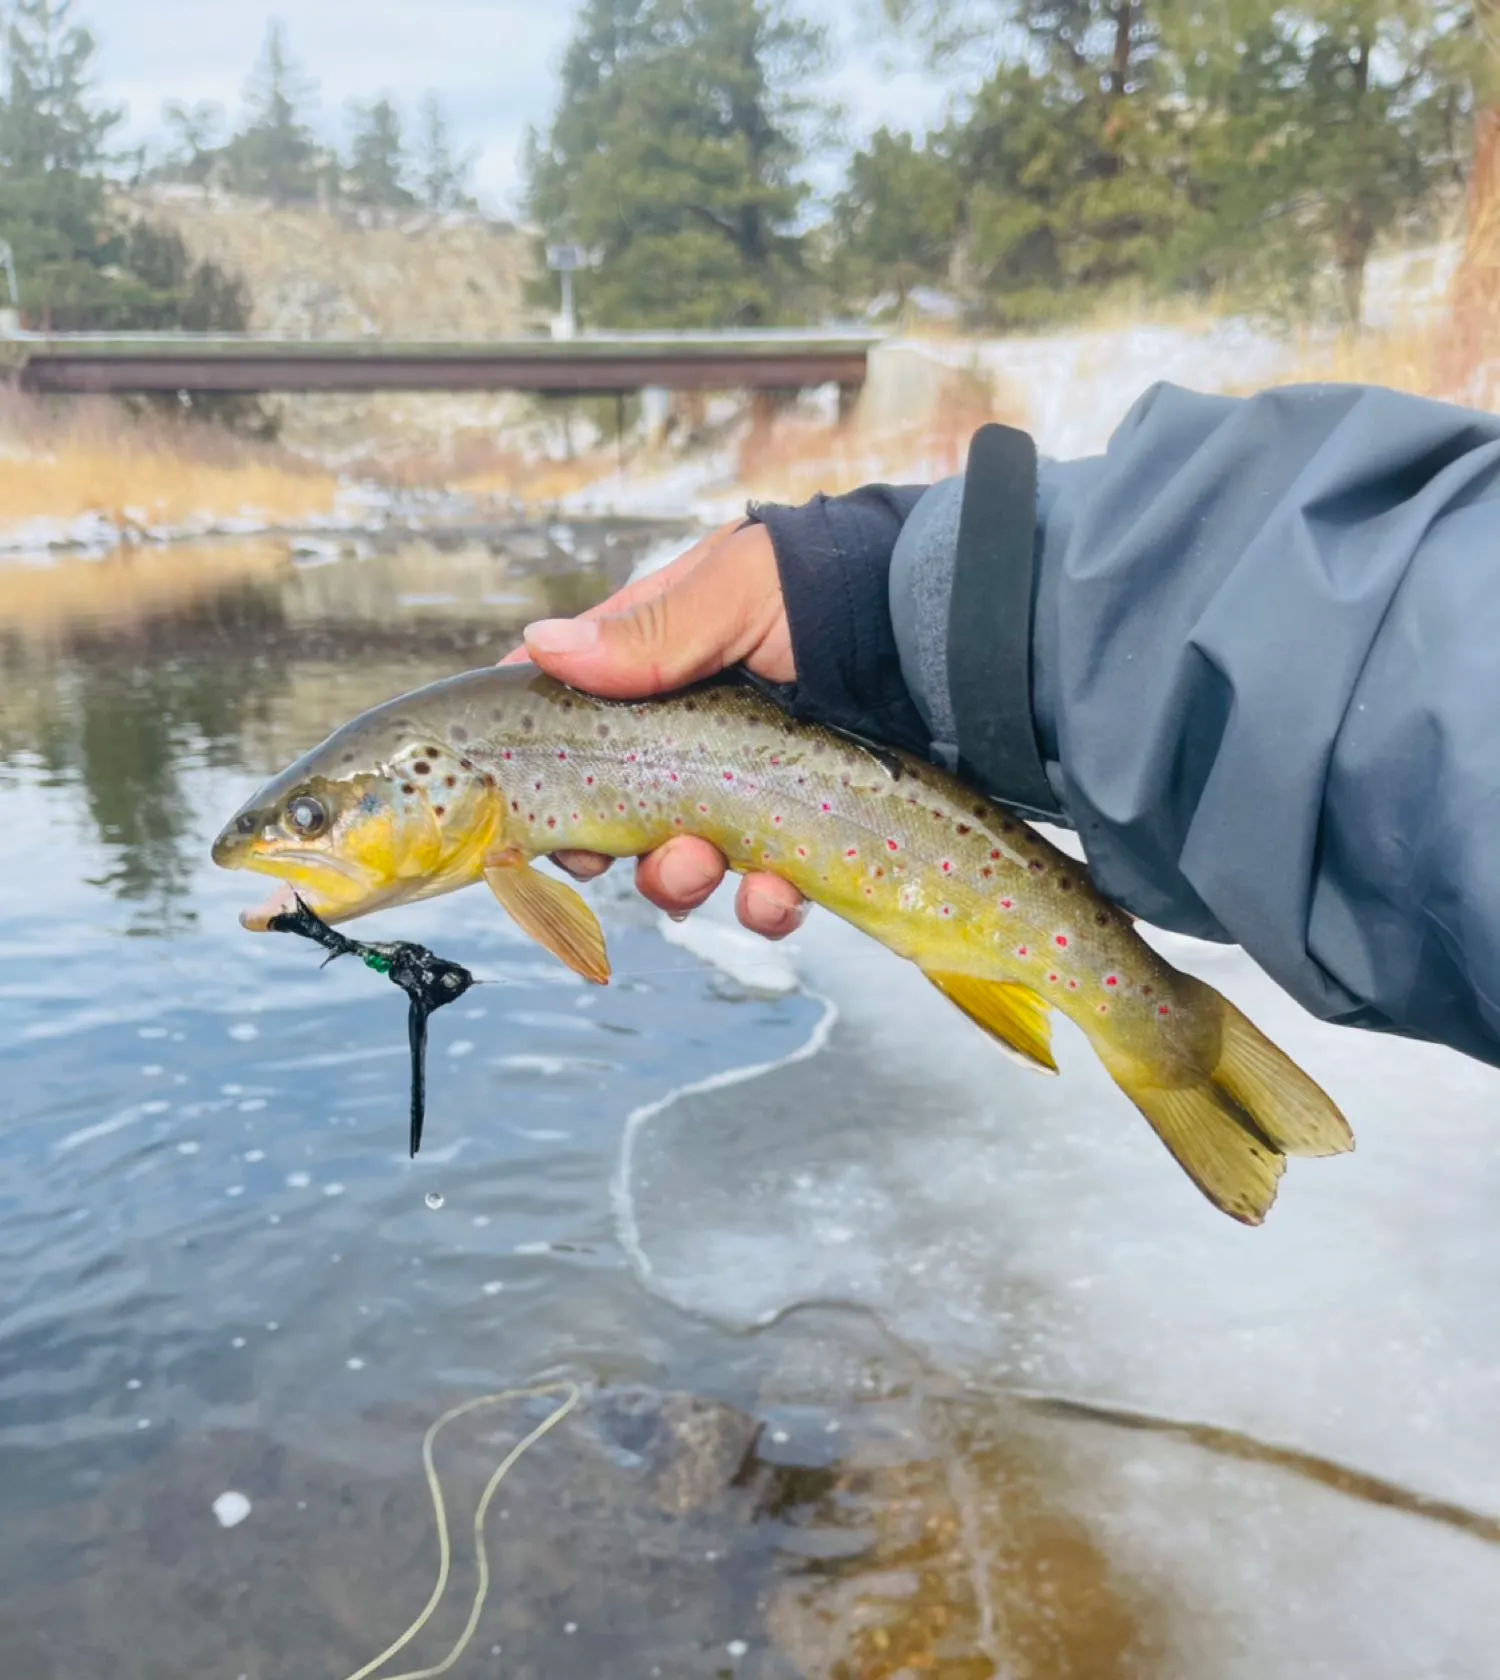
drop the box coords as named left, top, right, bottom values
left=925, top=971, right=1057, bottom=1074
left=483, top=851, right=611, bottom=984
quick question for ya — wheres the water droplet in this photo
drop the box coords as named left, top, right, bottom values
left=424, top=1191, right=445, bottom=1211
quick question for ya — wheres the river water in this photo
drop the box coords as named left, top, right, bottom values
left=0, top=524, right=1496, bottom=1679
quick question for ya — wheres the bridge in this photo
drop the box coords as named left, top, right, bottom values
left=0, top=329, right=880, bottom=398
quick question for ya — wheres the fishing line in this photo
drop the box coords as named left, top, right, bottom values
left=341, top=1381, right=582, bottom=1680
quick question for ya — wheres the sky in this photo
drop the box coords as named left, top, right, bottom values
left=80, top=0, right=960, bottom=219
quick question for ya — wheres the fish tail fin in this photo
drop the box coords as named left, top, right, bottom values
left=1099, top=992, right=1353, bottom=1225
left=1104, top=1073, right=1286, bottom=1225
left=1211, top=998, right=1354, bottom=1158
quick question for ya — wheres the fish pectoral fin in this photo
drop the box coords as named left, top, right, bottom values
left=483, top=851, right=611, bottom=985
left=924, top=971, right=1058, bottom=1074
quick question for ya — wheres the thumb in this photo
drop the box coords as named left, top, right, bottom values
left=521, top=529, right=784, bottom=699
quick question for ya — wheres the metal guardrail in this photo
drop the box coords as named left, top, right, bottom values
left=0, top=329, right=880, bottom=396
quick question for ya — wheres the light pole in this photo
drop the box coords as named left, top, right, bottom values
left=545, top=243, right=583, bottom=341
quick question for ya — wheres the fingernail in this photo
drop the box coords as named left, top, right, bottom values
left=523, top=618, right=599, bottom=656
left=746, top=890, right=809, bottom=933
left=657, top=849, right=720, bottom=902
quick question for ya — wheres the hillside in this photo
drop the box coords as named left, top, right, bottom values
left=118, top=186, right=541, bottom=470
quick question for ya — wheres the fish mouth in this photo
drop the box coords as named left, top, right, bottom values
left=229, top=855, right=386, bottom=933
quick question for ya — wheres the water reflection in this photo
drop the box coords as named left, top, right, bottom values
left=0, top=527, right=673, bottom=931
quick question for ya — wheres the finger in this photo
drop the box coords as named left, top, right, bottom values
left=522, top=522, right=787, bottom=698
left=736, top=873, right=808, bottom=941
left=550, top=850, right=614, bottom=882
left=497, top=522, right=741, bottom=668
left=633, top=837, right=727, bottom=913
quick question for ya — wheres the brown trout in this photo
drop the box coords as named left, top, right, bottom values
left=211, top=665, right=1352, bottom=1223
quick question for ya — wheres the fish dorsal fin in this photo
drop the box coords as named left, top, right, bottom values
left=924, top=971, right=1057, bottom=1074
left=484, top=850, right=611, bottom=984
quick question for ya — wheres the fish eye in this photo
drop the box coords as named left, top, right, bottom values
left=286, top=795, right=328, bottom=837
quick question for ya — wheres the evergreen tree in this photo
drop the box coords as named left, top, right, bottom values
left=160, top=99, right=225, bottom=186
left=345, top=96, right=414, bottom=208
left=525, top=0, right=826, bottom=328
left=830, top=127, right=961, bottom=312
left=0, top=0, right=120, bottom=324
left=414, top=93, right=477, bottom=213
left=224, top=19, right=320, bottom=205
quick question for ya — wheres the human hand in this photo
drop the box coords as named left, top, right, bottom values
left=502, top=518, right=809, bottom=940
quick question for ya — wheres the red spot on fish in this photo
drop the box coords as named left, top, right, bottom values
left=1055, top=934, right=1069, bottom=949
left=886, top=839, right=900, bottom=852
left=534, top=781, right=542, bottom=792
left=572, top=811, right=580, bottom=822
left=821, top=802, right=832, bottom=813
left=556, top=750, right=567, bottom=760
left=770, top=755, right=781, bottom=766
left=991, top=849, right=1001, bottom=860
left=585, top=775, right=595, bottom=786
left=669, top=772, right=679, bottom=782
left=1158, top=1004, right=1171, bottom=1017
left=617, top=803, right=627, bottom=813
left=796, top=846, right=808, bottom=859
left=956, top=823, right=971, bottom=836
left=940, top=860, right=953, bottom=875
left=773, top=814, right=783, bottom=826
left=1105, top=975, right=1119, bottom=988
left=981, top=867, right=993, bottom=879
left=1000, top=897, right=1014, bottom=910
left=845, top=847, right=858, bottom=860
left=627, top=753, right=638, bottom=764
left=1068, top=979, right=1079, bottom=990
left=940, top=905, right=953, bottom=917
left=723, top=770, right=734, bottom=781
left=1017, top=945, right=1030, bottom=958
left=698, top=803, right=709, bottom=814
left=502, top=750, right=513, bottom=761
left=1048, top=972, right=1058, bottom=983
left=546, top=817, right=557, bottom=829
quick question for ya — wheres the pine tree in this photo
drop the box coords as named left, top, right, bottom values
left=160, top=99, right=224, bottom=186
left=224, top=19, right=320, bottom=205
left=830, top=127, right=961, bottom=312
left=414, top=93, right=476, bottom=213
left=345, top=97, right=414, bottom=208
left=525, top=0, right=825, bottom=328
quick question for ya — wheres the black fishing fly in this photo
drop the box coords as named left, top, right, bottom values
left=267, top=895, right=476, bottom=1157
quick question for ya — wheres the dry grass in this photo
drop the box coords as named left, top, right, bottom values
left=0, top=392, right=337, bottom=534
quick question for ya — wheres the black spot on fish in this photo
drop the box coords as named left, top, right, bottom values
left=459, top=759, right=473, bottom=772
left=1096, top=911, right=1110, bottom=926
left=413, top=761, right=431, bottom=776
left=342, top=752, right=356, bottom=765
left=425, top=747, right=441, bottom=759
left=1029, top=858, right=1045, bottom=873
left=402, top=783, right=416, bottom=795
left=445, top=775, right=457, bottom=789
left=433, top=806, right=446, bottom=818
left=683, top=700, right=697, bottom=713
left=521, top=715, right=535, bottom=733
left=597, top=723, right=610, bottom=739
left=1058, top=877, right=1071, bottom=892
left=491, top=709, right=505, bottom=722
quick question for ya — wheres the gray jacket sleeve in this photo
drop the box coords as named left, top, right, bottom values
left=891, top=381, right=1500, bottom=1068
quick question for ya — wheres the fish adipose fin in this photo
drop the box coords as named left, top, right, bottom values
left=1101, top=999, right=1352, bottom=1225
left=483, top=851, right=611, bottom=984
left=924, top=971, right=1058, bottom=1074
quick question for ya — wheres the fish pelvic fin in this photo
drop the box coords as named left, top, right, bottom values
left=1211, top=999, right=1354, bottom=1158
left=924, top=971, right=1058, bottom=1074
left=483, top=850, right=611, bottom=984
